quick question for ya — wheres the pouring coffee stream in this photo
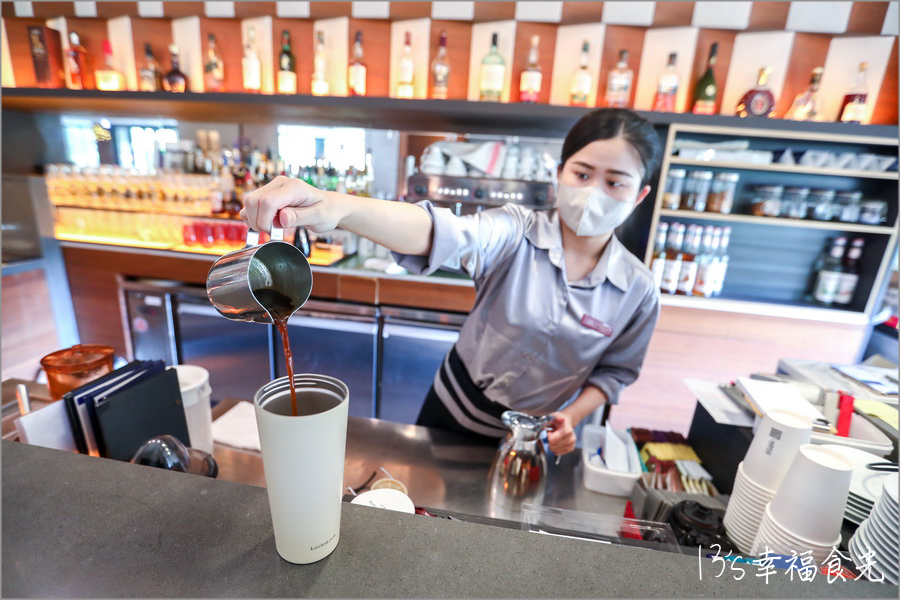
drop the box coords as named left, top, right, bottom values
left=253, top=288, right=299, bottom=417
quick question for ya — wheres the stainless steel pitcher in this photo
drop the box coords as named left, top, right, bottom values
left=487, top=411, right=553, bottom=510
left=206, top=228, right=312, bottom=323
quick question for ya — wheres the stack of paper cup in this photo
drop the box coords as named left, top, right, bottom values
left=751, top=444, right=854, bottom=561
left=723, top=409, right=813, bottom=554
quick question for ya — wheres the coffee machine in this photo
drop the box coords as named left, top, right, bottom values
left=404, top=173, right=554, bottom=216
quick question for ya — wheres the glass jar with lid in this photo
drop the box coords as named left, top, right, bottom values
left=781, top=187, right=810, bottom=219
left=706, top=172, right=740, bottom=214
left=835, top=191, right=862, bottom=223
left=751, top=185, right=783, bottom=217
left=679, top=170, right=713, bottom=212
left=859, top=200, right=887, bottom=225
left=808, top=189, right=836, bottom=221
left=662, top=169, right=686, bottom=210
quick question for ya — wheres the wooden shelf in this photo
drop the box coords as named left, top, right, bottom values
left=657, top=209, right=895, bottom=234
left=3, top=87, right=898, bottom=139
left=667, top=157, right=899, bottom=181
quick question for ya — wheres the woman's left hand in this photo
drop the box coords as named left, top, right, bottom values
left=545, top=412, right=576, bottom=455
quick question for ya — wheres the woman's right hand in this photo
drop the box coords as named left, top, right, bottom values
left=240, top=176, right=343, bottom=234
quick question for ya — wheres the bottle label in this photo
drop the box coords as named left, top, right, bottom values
left=694, top=262, right=715, bottom=297
left=692, top=99, right=716, bottom=115
left=277, top=71, right=297, bottom=94
left=242, top=59, right=261, bottom=90
left=841, top=97, right=868, bottom=123
left=834, top=273, right=859, bottom=305
left=677, top=261, right=699, bottom=295
left=480, top=64, right=505, bottom=94
left=349, top=64, right=367, bottom=95
left=396, top=82, right=414, bottom=99
left=661, top=258, right=682, bottom=293
left=139, top=71, right=156, bottom=92
left=813, top=270, right=842, bottom=304
left=711, top=258, right=728, bottom=295
left=519, top=71, right=542, bottom=102
left=571, top=71, right=593, bottom=100
left=432, top=83, right=448, bottom=100
left=399, top=60, right=414, bottom=85
left=651, top=257, right=666, bottom=289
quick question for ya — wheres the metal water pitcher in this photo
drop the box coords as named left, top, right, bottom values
left=487, top=411, right=553, bottom=510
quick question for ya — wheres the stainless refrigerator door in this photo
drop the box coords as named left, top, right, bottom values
left=176, top=302, right=273, bottom=403
left=379, top=322, right=460, bottom=424
left=274, top=313, right=378, bottom=419
left=124, top=290, right=178, bottom=365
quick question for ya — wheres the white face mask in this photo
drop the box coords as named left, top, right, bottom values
left=556, top=183, right=636, bottom=237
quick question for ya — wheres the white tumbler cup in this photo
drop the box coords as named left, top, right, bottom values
left=254, top=374, right=349, bottom=564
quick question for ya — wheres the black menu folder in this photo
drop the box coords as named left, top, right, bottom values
left=91, top=368, right=191, bottom=462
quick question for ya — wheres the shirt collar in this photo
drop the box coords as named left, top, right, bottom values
left=526, top=210, right=630, bottom=292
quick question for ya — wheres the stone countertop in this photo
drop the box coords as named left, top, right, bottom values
left=2, top=441, right=893, bottom=598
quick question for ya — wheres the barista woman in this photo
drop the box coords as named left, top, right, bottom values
left=242, top=108, right=662, bottom=456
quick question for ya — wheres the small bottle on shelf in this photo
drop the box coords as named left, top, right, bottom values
left=94, top=40, right=126, bottom=91
left=570, top=41, right=593, bottom=107
left=348, top=31, right=367, bottom=96
left=277, top=30, right=297, bottom=95
left=650, top=221, right=669, bottom=289
left=396, top=31, right=415, bottom=99
left=431, top=30, right=450, bottom=100
left=605, top=49, right=633, bottom=108
left=138, top=43, right=162, bottom=92
left=834, top=238, right=864, bottom=307
left=693, top=227, right=720, bottom=298
left=163, top=44, right=189, bottom=93
left=838, top=62, right=869, bottom=124
left=479, top=33, right=505, bottom=102
left=676, top=224, right=704, bottom=296
left=735, top=67, right=776, bottom=118
left=204, top=34, right=225, bottom=92
left=711, top=226, right=731, bottom=297
left=660, top=222, right=685, bottom=294
left=66, top=32, right=94, bottom=90
left=519, top=35, right=542, bottom=103
left=691, top=42, right=718, bottom=115
left=312, top=31, right=329, bottom=96
left=786, top=67, right=823, bottom=121
left=812, top=237, right=848, bottom=306
left=242, top=26, right=262, bottom=94
left=652, top=53, right=679, bottom=112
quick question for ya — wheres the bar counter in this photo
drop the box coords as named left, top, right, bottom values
left=4, top=439, right=894, bottom=598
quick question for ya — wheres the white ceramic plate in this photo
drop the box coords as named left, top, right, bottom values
left=856, top=523, right=898, bottom=578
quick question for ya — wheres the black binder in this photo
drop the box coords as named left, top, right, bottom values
left=91, top=368, right=191, bottom=462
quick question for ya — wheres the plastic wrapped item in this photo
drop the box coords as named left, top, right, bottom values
left=808, top=189, right=837, bottom=221
left=859, top=200, right=887, bottom=225
left=836, top=191, right=862, bottom=223
left=662, top=168, right=686, bottom=210
left=781, top=187, right=810, bottom=219
left=750, top=185, right=783, bottom=217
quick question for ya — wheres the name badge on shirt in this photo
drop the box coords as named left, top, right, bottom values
left=581, top=314, right=613, bottom=337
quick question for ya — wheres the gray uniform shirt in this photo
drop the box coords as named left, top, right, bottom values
left=394, top=201, right=659, bottom=413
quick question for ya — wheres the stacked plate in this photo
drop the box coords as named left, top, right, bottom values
left=849, top=473, right=899, bottom=585
left=836, top=447, right=893, bottom=525
left=723, top=462, right=776, bottom=554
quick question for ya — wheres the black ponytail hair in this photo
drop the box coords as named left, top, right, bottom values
left=560, top=108, right=663, bottom=188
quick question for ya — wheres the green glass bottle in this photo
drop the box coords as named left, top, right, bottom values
left=691, top=42, right=718, bottom=115
left=479, top=33, right=505, bottom=102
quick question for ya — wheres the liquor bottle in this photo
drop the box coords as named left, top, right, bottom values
left=813, top=237, right=848, bottom=306
left=650, top=222, right=669, bottom=289
left=95, top=40, right=126, bottom=91
left=786, top=67, right=823, bottom=121
left=277, top=30, right=297, bottom=94
left=394, top=31, right=415, bottom=99
left=242, top=26, right=262, bottom=94
left=711, top=226, right=731, bottom=296
left=838, top=62, right=869, bottom=124
left=312, top=31, right=329, bottom=96
left=28, top=26, right=65, bottom=88
left=570, top=41, right=593, bottom=107
left=348, top=31, right=367, bottom=96
left=652, top=53, right=679, bottom=112
left=735, top=67, right=776, bottom=118
left=691, top=43, right=718, bottom=115
left=162, top=44, right=188, bottom=93
left=66, top=31, right=94, bottom=90
left=693, top=227, right=720, bottom=297
left=519, top=35, right=542, bottom=103
left=660, top=223, right=686, bottom=294
left=138, top=43, right=162, bottom=91
left=834, top=238, right=864, bottom=307
left=804, top=238, right=835, bottom=302
left=204, top=34, right=225, bottom=92
left=605, top=49, right=633, bottom=108
left=431, top=30, right=450, bottom=100
left=676, top=224, right=704, bottom=296
left=479, top=33, right=505, bottom=102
